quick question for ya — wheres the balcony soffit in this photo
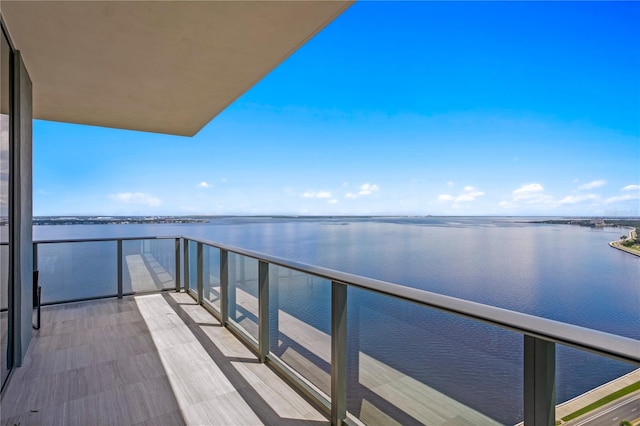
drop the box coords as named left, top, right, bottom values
left=0, top=1, right=353, bottom=136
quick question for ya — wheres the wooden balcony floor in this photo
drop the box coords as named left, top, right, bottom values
left=0, top=292, right=328, bottom=426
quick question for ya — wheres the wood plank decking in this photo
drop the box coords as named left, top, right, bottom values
left=0, top=292, right=328, bottom=426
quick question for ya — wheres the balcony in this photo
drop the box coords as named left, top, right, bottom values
left=1, top=236, right=638, bottom=425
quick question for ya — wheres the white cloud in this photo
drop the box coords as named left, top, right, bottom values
left=359, top=183, right=379, bottom=195
left=558, top=194, right=599, bottom=205
left=605, top=184, right=640, bottom=203
left=328, top=199, right=338, bottom=204
left=447, top=181, right=454, bottom=187
left=512, top=183, right=546, bottom=201
left=345, top=183, right=380, bottom=199
left=456, top=191, right=485, bottom=202
left=111, top=192, right=160, bottom=207
left=438, top=186, right=484, bottom=203
left=606, top=193, right=640, bottom=204
left=302, top=191, right=332, bottom=199
left=455, top=186, right=485, bottom=202
left=503, top=183, right=553, bottom=208
left=622, top=184, right=640, bottom=191
left=197, top=181, right=211, bottom=188
left=578, top=180, right=606, bottom=190
left=513, top=183, right=544, bottom=196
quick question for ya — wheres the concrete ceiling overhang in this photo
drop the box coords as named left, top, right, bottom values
left=0, top=0, right=353, bottom=136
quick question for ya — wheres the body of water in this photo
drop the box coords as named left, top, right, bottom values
left=32, top=217, right=639, bottom=424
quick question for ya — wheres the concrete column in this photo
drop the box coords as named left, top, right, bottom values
left=11, top=51, right=33, bottom=365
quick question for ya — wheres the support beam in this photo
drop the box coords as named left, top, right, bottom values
left=331, top=281, right=347, bottom=425
left=32, top=243, right=37, bottom=273
left=220, top=249, right=229, bottom=326
left=183, top=239, right=189, bottom=293
left=524, top=335, right=556, bottom=426
left=174, top=238, right=180, bottom=292
left=117, top=240, right=122, bottom=299
left=197, top=242, right=203, bottom=304
left=258, top=260, right=269, bottom=362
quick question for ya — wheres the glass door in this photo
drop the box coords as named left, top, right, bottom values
left=0, top=25, right=12, bottom=391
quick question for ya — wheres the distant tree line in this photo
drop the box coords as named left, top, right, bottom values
left=621, top=236, right=640, bottom=248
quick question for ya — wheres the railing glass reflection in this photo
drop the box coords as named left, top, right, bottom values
left=122, top=239, right=176, bottom=294
left=187, top=240, right=197, bottom=296
left=38, top=241, right=118, bottom=303
left=346, top=286, right=522, bottom=425
left=269, top=265, right=332, bottom=397
left=202, top=245, right=221, bottom=312
left=228, top=253, right=259, bottom=341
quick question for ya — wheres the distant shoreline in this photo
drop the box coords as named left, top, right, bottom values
left=31, top=217, right=210, bottom=226
left=0, top=215, right=637, bottom=227
left=609, top=227, right=640, bottom=258
left=528, top=218, right=640, bottom=257
left=528, top=218, right=640, bottom=229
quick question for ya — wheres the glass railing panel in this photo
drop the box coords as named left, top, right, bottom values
left=37, top=241, right=118, bottom=304
left=187, top=240, right=197, bottom=295
left=122, top=239, right=175, bottom=294
left=555, top=345, right=638, bottom=425
left=0, top=243, right=7, bottom=311
left=228, top=252, right=259, bottom=341
left=269, top=265, right=331, bottom=396
left=346, top=286, right=523, bottom=425
left=202, top=245, right=221, bottom=312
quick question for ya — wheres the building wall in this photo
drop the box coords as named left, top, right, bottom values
left=14, top=51, right=32, bottom=362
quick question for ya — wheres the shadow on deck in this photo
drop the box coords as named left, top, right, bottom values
left=0, top=292, right=328, bottom=426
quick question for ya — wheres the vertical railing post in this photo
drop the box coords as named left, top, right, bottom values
left=32, top=243, right=38, bottom=280
left=524, top=335, right=556, bottom=426
left=331, top=281, right=347, bottom=426
left=220, top=249, right=229, bottom=326
left=33, top=242, right=40, bottom=330
left=32, top=242, right=38, bottom=272
left=183, top=239, right=189, bottom=293
left=174, top=238, right=181, bottom=292
left=117, top=239, right=123, bottom=299
left=258, top=260, right=269, bottom=363
left=197, top=242, right=203, bottom=304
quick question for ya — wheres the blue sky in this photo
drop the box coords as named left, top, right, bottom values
left=34, top=1, right=640, bottom=216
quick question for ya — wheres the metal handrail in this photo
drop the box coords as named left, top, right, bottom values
left=31, top=235, right=639, bottom=364
left=33, top=235, right=180, bottom=244
left=184, top=236, right=640, bottom=366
